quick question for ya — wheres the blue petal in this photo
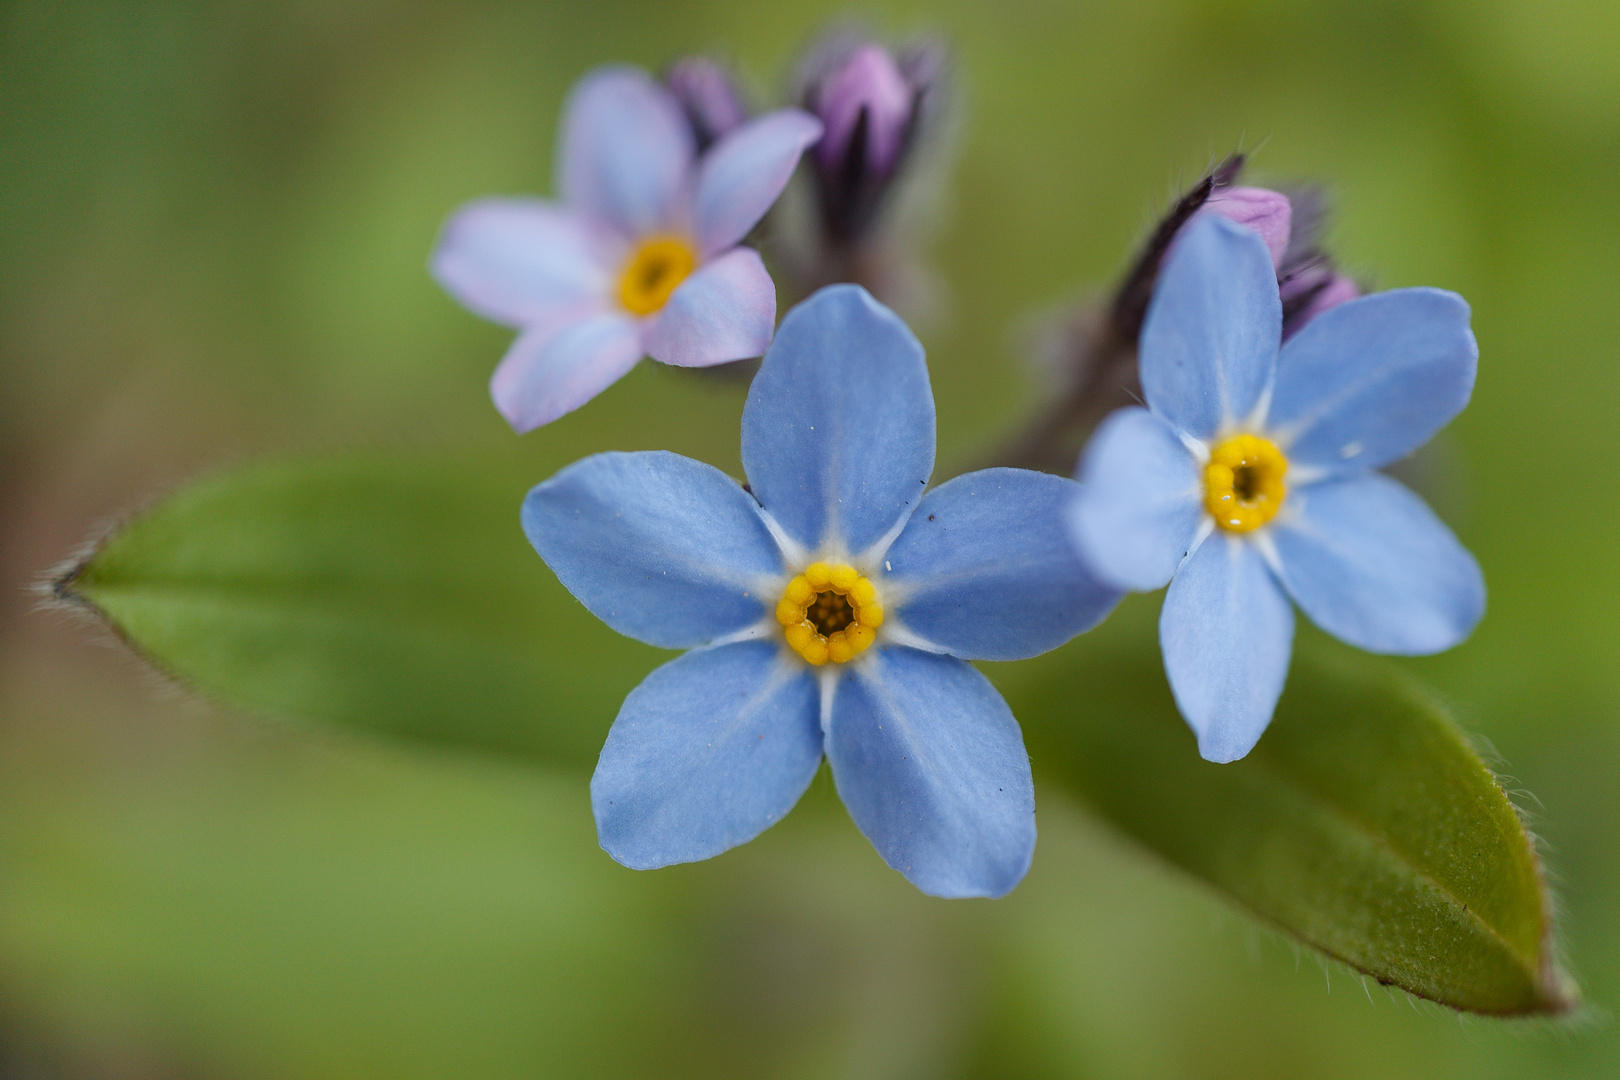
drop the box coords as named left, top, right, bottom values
left=883, top=469, right=1122, bottom=660
left=1161, top=532, right=1294, bottom=763
left=522, top=451, right=783, bottom=648
left=826, top=647, right=1036, bottom=898
left=1272, top=473, right=1484, bottom=654
left=489, top=313, right=643, bottom=433
left=1140, top=215, right=1281, bottom=439
left=558, top=66, right=695, bottom=238
left=592, top=641, right=823, bottom=869
left=741, top=285, right=935, bottom=555
left=1069, top=406, right=1206, bottom=592
left=693, top=109, right=823, bottom=256
left=1268, top=288, right=1477, bottom=476
left=430, top=198, right=614, bottom=328
left=643, top=247, right=775, bottom=368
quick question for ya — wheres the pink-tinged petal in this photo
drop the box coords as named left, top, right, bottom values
left=643, top=247, right=775, bottom=368
left=558, top=66, right=695, bottom=238
left=431, top=199, right=615, bottom=327
left=1195, top=187, right=1292, bottom=267
left=490, top=313, right=644, bottom=432
left=694, top=109, right=824, bottom=256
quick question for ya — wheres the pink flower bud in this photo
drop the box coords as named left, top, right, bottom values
left=1282, top=272, right=1360, bottom=340
left=1196, top=187, right=1293, bottom=267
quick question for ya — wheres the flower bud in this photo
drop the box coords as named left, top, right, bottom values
left=664, top=58, right=749, bottom=152
left=1177, top=181, right=1359, bottom=338
left=1281, top=270, right=1360, bottom=340
left=814, top=45, right=914, bottom=177
left=1195, top=187, right=1293, bottom=267
left=800, top=36, right=942, bottom=245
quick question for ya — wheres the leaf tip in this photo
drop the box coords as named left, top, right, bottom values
left=1527, top=933, right=1582, bottom=1018
left=33, top=518, right=122, bottom=629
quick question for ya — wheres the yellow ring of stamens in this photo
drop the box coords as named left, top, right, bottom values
left=617, top=235, right=697, bottom=316
left=1203, top=433, right=1288, bottom=532
left=775, top=561, right=883, bottom=666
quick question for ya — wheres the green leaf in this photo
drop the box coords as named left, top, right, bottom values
left=1008, top=617, right=1577, bottom=1017
left=55, top=451, right=653, bottom=768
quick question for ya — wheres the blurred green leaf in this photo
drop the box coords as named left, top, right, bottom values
left=0, top=707, right=977, bottom=1080
left=0, top=733, right=705, bottom=1079
left=57, top=451, right=654, bottom=769
left=1010, top=627, right=1577, bottom=1017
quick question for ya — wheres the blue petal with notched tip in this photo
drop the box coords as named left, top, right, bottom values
left=523, top=450, right=782, bottom=649
left=1268, top=288, right=1476, bottom=476
left=592, top=641, right=824, bottom=869
left=884, top=469, right=1122, bottom=660
left=1140, top=215, right=1281, bottom=440
left=1160, top=530, right=1295, bottom=763
left=741, top=285, right=935, bottom=555
left=1272, top=472, right=1484, bottom=654
left=825, top=646, right=1035, bottom=898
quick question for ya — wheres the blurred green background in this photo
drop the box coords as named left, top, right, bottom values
left=3, top=0, right=1619, bottom=1075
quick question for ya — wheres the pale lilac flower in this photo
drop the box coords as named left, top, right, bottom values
left=433, top=65, right=822, bottom=432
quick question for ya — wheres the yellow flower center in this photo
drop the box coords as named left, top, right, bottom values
left=1203, top=434, right=1288, bottom=532
left=775, top=561, right=884, bottom=666
left=617, top=235, right=697, bottom=316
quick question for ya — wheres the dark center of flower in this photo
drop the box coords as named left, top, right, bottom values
left=639, top=255, right=677, bottom=291
left=776, top=562, right=883, bottom=666
left=1203, top=433, right=1288, bottom=533
left=806, top=590, right=856, bottom=636
left=1232, top=463, right=1261, bottom=501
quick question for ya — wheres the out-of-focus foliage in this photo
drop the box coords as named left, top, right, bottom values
left=5, top=0, right=1620, bottom=1077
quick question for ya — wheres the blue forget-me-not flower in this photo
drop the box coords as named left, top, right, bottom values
left=1069, top=215, right=1485, bottom=763
left=433, top=65, right=823, bottom=432
left=523, top=285, right=1121, bottom=897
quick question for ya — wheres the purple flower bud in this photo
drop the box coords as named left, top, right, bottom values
left=1195, top=187, right=1293, bottom=267
left=813, top=45, right=914, bottom=176
left=1281, top=271, right=1360, bottom=340
left=665, top=58, right=749, bottom=152
left=796, top=35, right=943, bottom=247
